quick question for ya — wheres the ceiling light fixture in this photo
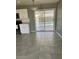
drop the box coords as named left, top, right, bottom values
left=31, top=0, right=37, bottom=11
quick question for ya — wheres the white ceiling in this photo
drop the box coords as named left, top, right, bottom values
left=16, top=0, right=59, bottom=6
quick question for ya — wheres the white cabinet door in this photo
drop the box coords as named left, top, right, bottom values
left=19, top=24, right=30, bottom=34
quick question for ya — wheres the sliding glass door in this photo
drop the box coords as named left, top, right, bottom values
left=35, top=11, right=45, bottom=31
left=35, top=9, right=55, bottom=32
left=44, top=10, right=55, bottom=31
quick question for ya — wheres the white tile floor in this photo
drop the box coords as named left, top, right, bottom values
left=16, top=32, right=62, bottom=59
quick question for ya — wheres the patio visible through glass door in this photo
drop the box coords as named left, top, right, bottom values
left=35, top=9, right=55, bottom=32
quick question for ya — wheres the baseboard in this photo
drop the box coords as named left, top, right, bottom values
left=31, top=30, right=54, bottom=32
left=31, top=31, right=36, bottom=32
left=54, top=30, right=62, bottom=38
left=31, top=30, right=62, bottom=38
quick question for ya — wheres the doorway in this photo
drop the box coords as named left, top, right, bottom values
left=35, top=9, right=55, bottom=32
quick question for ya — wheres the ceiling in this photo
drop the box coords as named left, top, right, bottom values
left=16, top=0, right=59, bottom=6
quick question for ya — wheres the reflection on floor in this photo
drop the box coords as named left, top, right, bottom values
left=16, top=32, right=62, bottom=59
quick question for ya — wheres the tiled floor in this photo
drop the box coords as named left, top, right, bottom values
left=16, top=32, right=62, bottom=59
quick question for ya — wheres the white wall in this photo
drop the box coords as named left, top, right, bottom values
left=28, top=9, right=36, bottom=32
left=16, top=9, right=29, bottom=23
left=56, top=1, right=62, bottom=35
